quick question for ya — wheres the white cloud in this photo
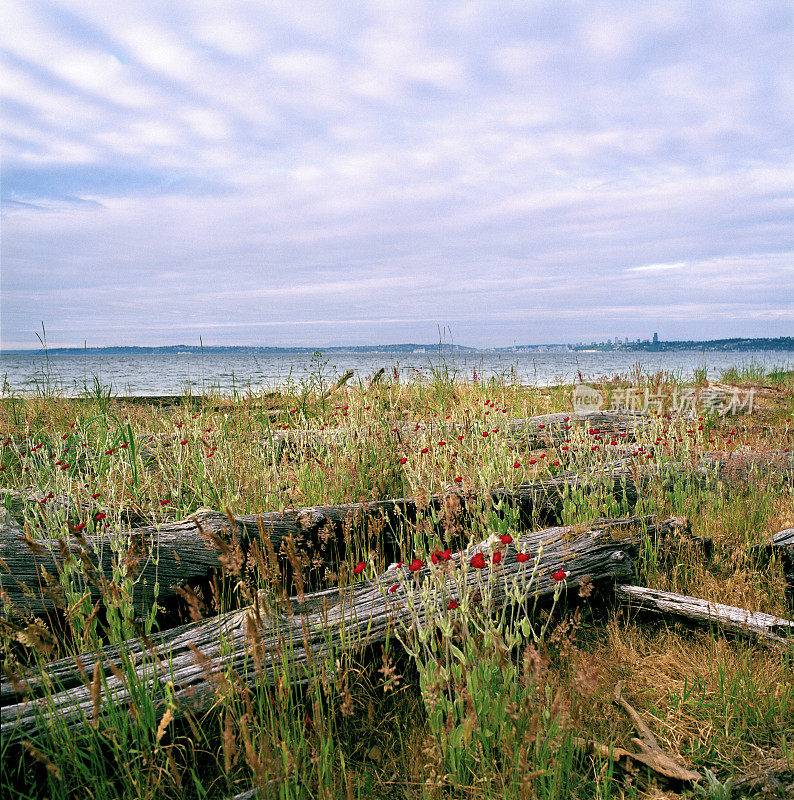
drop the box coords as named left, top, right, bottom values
left=626, top=262, right=687, bottom=273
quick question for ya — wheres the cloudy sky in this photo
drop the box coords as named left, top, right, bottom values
left=1, top=0, right=792, bottom=349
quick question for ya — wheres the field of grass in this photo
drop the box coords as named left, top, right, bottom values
left=1, top=366, right=792, bottom=799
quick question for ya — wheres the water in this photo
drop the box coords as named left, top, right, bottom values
left=1, top=348, right=790, bottom=396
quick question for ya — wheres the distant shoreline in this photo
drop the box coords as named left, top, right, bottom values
left=2, top=336, right=792, bottom=356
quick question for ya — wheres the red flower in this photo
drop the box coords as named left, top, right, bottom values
left=105, top=448, right=115, bottom=455
left=160, top=499, right=169, bottom=506
left=552, top=460, right=560, bottom=467
left=454, top=476, right=463, bottom=483
left=397, top=561, right=403, bottom=568
left=60, top=463, right=69, bottom=470
left=513, top=461, right=521, bottom=468
left=409, top=558, right=424, bottom=572
left=516, top=552, right=530, bottom=563
left=180, top=439, right=188, bottom=445
left=388, top=583, right=398, bottom=594
left=438, top=440, right=446, bottom=446
left=290, top=409, right=297, bottom=414
left=420, top=447, right=429, bottom=454
left=440, top=548, right=451, bottom=561
left=91, top=493, right=101, bottom=499
left=470, top=552, right=486, bottom=569
left=94, top=512, right=106, bottom=521
left=399, top=457, right=408, bottom=465
left=529, top=458, right=536, bottom=465
left=353, top=561, right=365, bottom=575
left=448, top=600, right=459, bottom=610
left=499, top=534, right=513, bottom=544
left=119, top=442, right=128, bottom=449
left=561, top=446, right=568, bottom=451
left=492, top=551, right=502, bottom=564
left=457, top=434, right=464, bottom=440
left=552, top=569, right=568, bottom=582
left=431, top=551, right=439, bottom=564
left=73, top=522, right=86, bottom=532
left=175, top=422, right=184, bottom=428
left=482, top=431, right=489, bottom=437
left=61, top=433, right=68, bottom=440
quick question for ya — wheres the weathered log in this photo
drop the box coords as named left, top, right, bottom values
left=263, top=410, right=650, bottom=453
left=615, top=585, right=793, bottom=646
left=1, top=516, right=672, bottom=742
left=0, top=468, right=641, bottom=619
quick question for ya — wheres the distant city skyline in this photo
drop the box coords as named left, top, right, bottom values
left=1, top=1, right=792, bottom=349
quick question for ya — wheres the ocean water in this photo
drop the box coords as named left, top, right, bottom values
left=1, top=348, right=790, bottom=397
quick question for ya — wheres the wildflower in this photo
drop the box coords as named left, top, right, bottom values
left=420, top=447, right=429, bottom=454
left=448, top=600, right=459, bottom=610
left=105, top=448, right=115, bottom=455
left=457, top=434, right=464, bottom=440
left=552, top=569, right=568, bottom=582
left=399, top=457, right=408, bottom=465
left=470, top=552, right=486, bottom=569
left=119, top=442, right=128, bottom=449
left=180, top=439, right=188, bottom=445
left=91, top=493, right=101, bottom=499
left=175, top=422, right=184, bottom=428
left=529, top=458, right=537, bottom=465
left=440, top=548, right=451, bottom=561
left=492, top=551, right=502, bottom=564
left=482, top=431, right=489, bottom=438
left=60, top=463, right=69, bottom=470
left=353, top=561, right=365, bottom=575
left=388, top=584, right=398, bottom=594
left=499, top=534, right=513, bottom=545
left=290, top=409, right=297, bottom=414
left=73, top=522, right=86, bottom=532
left=94, top=512, right=106, bottom=521
left=61, top=433, right=68, bottom=440
left=0, top=466, right=5, bottom=471
left=513, top=461, right=521, bottom=468
left=454, top=476, right=463, bottom=483
left=160, top=499, right=169, bottom=506
left=552, top=460, right=560, bottom=467
left=431, top=551, right=439, bottom=564
left=516, top=552, right=530, bottom=563
left=409, top=558, right=424, bottom=572
left=397, top=561, right=403, bottom=568
left=438, top=440, right=446, bottom=446
left=561, top=446, right=568, bottom=451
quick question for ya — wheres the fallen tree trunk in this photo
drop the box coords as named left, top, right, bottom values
left=264, top=410, right=650, bottom=453
left=615, top=585, right=793, bottom=647
left=2, top=516, right=681, bottom=742
left=0, top=468, right=641, bottom=619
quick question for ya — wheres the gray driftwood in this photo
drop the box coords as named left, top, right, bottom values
left=0, top=468, right=641, bottom=619
left=616, top=585, right=793, bottom=646
left=1, top=516, right=681, bottom=742
left=264, top=410, right=649, bottom=453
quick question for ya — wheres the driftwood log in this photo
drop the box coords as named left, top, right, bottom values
left=616, top=585, right=793, bottom=647
left=2, top=516, right=682, bottom=743
left=263, top=410, right=650, bottom=453
left=0, top=468, right=641, bottom=619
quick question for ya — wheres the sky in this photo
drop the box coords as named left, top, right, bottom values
left=1, top=0, right=792, bottom=350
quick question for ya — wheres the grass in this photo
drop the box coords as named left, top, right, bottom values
left=0, top=363, right=792, bottom=799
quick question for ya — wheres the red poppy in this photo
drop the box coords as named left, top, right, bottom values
left=499, top=534, right=513, bottom=545
left=119, top=442, right=128, bottom=449
left=440, top=548, right=451, bottom=561
left=454, top=476, right=463, bottom=483
left=175, top=422, right=184, bottom=428
left=61, top=433, right=68, bottom=440
left=409, top=558, right=424, bottom=572
left=94, top=512, right=106, bottom=521
left=513, top=461, right=521, bottom=468
left=470, top=552, right=486, bottom=569
left=160, top=499, right=169, bottom=506
left=60, top=463, right=69, bottom=470
left=516, top=552, right=530, bottom=563
left=448, top=600, right=459, bottom=610
left=91, top=493, right=101, bottom=499
left=438, top=440, right=446, bottom=446
left=105, top=448, right=115, bottom=455
left=353, top=561, right=365, bottom=575
left=529, top=458, right=537, bottom=465
left=399, top=457, right=408, bottom=465
left=482, top=431, right=489, bottom=438
left=431, top=551, right=439, bottom=564
left=73, top=522, right=86, bottom=532
left=552, top=569, right=567, bottom=582
left=420, top=447, right=429, bottom=454
left=388, top=584, right=398, bottom=594
left=552, top=460, right=560, bottom=467
left=180, top=439, right=188, bottom=445
left=492, top=551, right=502, bottom=564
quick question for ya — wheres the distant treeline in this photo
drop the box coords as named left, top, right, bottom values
left=568, top=337, right=793, bottom=353
left=2, top=337, right=791, bottom=355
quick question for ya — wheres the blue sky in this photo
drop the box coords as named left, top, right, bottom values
left=1, top=0, right=792, bottom=349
